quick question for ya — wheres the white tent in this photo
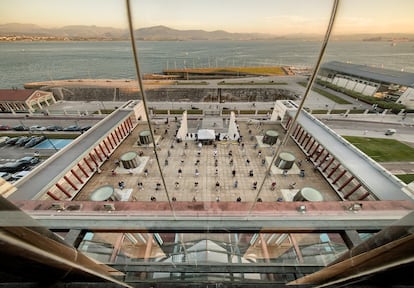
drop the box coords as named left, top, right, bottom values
left=197, top=129, right=215, bottom=140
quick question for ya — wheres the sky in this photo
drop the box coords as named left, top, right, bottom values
left=0, top=0, right=413, bottom=35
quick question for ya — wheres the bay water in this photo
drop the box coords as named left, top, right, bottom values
left=1, top=40, right=413, bottom=89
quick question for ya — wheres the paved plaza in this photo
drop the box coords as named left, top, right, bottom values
left=74, top=117, right=340, bottom=204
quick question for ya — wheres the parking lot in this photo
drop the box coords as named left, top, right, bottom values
left=0, top=115, right=100, bottom=183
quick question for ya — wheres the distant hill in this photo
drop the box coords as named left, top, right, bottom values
left=0, top=23, right=126, bottom=40
left=0, top=23, right=279, bottom=41
left=133, top=25, right=278, bottom=41
left=1, top=23, right=413, bottom=42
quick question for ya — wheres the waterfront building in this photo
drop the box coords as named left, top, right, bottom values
left=0, top=89, right=56, bottom=113
left=319, top=61, right=414, bottom=109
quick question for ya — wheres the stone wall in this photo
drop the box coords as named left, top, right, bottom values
left=48, top=87, right=298, bottom=102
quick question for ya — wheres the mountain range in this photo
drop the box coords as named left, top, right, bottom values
left=1, top=23, right=413, bottom=42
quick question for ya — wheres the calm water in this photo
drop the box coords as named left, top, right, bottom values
left=1, top=40, right=413, bottom=88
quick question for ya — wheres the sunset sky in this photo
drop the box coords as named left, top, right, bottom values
left=1, top=0, right=413, bottom=35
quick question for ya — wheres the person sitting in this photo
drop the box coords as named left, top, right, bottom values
left=155, top=183, right=161, bottom=191
left=215, top=181, right=220, bottom=191
left=252, top=181, right=257, bottom=190
left=236, top=196, right=242, bottom=202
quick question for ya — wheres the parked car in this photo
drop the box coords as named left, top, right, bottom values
left=5, top=137, right=20, bottom=145
left=16, top=156, right=40, bottom=166
left=12, top=125, right=29, bottom=131
left=63, top=125, right=81, bottom=131
left=0, top=136, right=10, bottom=147
left=0, top=172, right=12, bottom=181
left=0, top=125, right=11, bottom=131
left=0, top=162, right=28, bottom=173
left=46, top=125, right=63, bottom=131
left=80, top=125, right=92, bottom=132
left=24, top=136, right=46, bottom=148
left=11, top=170, right=31, bottom=181
left=15, top=136, right=31, bottom=146
left=30, top=125, right=47, bottom=131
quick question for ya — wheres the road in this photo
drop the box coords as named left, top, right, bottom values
left=318, top=118, right=414, bottom=175
left=319, top=118, right=414, bottom=137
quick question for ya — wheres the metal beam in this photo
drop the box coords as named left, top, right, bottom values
left=32, top=217, right=400, bottom=232
left=111, top=263, right=323, bottom=274
left=8, top=200, right=413, bottom=232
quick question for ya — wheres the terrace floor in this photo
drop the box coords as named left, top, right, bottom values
left=73, top=117, right=340, bottom=206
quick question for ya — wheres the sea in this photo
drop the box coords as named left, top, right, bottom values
left=1, top=40, right=414, bottom=89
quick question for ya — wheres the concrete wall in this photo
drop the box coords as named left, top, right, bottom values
left=47, top=87, right=298, bottom=103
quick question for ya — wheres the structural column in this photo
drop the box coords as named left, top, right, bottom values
left=71, top=169, right=84, bottom=184
left=323, top=157, right=335, bottom=172
left=310, top=144, right=321, bottom=157
left=327, top=163, right=341, bottom=178
left=89, top=153, right=98, bottom=167
left=299, top=132, right=308, bottom=146
left=338, top=176, right=355, bottom=191
left=77, top=163, right=89, bottom=178
left=55, top=183, right=72, bottom=198
left=63, top=176, right=78, bottom=191
left=314, top=148, right=325, bottom=163
left=332, top=170, right=347, bottom=185
left=344, top=183, right=362, bottom=199
left=305, top=139, right=316, bottom=153
left=93, top=148, right=103, bottom=162
left=83, top=158, right=94, bottom=172
left=47, top=191, right=60, bottom=200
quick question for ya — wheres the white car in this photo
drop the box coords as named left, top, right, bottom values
left=11, top=170, right=31, bottom=181
left=30, top=125, right=47, bottom=131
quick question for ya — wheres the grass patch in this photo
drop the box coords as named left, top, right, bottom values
left=257, top=110, right=272, bottom=114
left=330, top=109, right=347, bottom=114
left=311, top=109, right=328, bottom=114
left=343, top=136, right=414, bottom=162
left=153, top=110, right=169, bottom=114
left=239, top=110, right=255, bottom=114
left=348, top=109, right=366, bottom=114
left=218, top=81, right=287, bottom=85
left=165, top=109, right=203, bottom=115
left=396, top=174, right=414, bottom=184
left=166, top=66, right=286, bottom=76
left=176, top=81, right=208, bottom=85
left=187, top=110, right=203, bottom=114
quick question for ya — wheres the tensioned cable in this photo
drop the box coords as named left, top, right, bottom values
left=247, top=0, right=341, bottom=215
left=125, top=0, right=176, bottom=217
